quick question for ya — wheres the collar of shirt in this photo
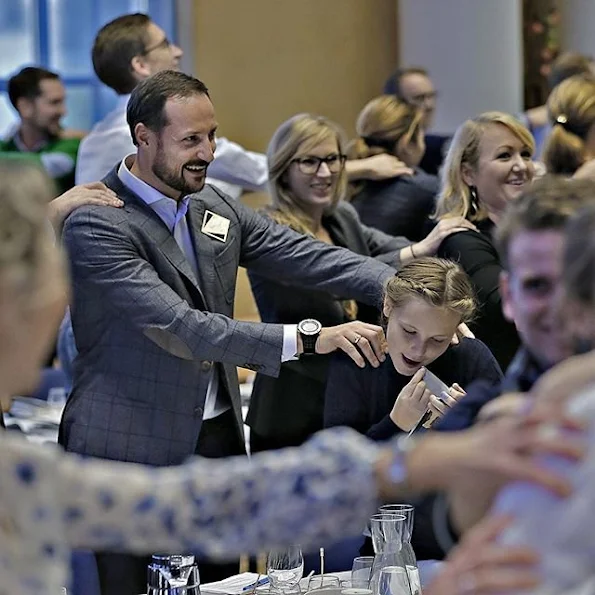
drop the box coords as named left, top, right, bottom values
left=12, top=129, right=49, bottom=153
left=116, top=94, right=131, bottom=112
left=118, top=154, right=190, bottom=231
left=500, top=347, right=549, bottom=393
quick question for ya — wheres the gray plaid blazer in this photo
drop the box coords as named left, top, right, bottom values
left=59, top=167, right=394, bottom=466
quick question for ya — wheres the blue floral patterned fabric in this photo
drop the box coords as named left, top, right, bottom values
left=0, top=427, right=379, bottom=594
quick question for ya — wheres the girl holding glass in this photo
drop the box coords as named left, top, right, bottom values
left=324, top=257, right=502, bottom=438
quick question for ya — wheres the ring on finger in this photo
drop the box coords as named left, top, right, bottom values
left=353, top=333, right=362, bottom=345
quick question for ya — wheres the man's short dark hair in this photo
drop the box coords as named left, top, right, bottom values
left=393, top=66, right=430, bottom=99
left=497, top=176, right=595, bottom=269
left=92, top=13, right=152, bottom=95
left=548, top=52, right=593, bottom=91
left=126, top=70, right=210, bottom=145
left=7, top=66, right=60, bottom=111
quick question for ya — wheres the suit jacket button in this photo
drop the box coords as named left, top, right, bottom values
left=194, top=406, right=203, bottom=418
left=201, top=360, right=213, bottom=372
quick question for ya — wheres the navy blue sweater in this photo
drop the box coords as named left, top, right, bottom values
left=323, top=337, right=502, bottom=440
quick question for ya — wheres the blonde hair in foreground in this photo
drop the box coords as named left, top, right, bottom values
left=266, top=113, right=348, bottom=235
left=543, top=75, right=595, bottom=175
left=0, top=159, right=63, bottom=306
left=385, top=257, right=476, bottom=322
left=434, top=111, right=535, bottom=222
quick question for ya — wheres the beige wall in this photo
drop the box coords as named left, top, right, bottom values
left=189, top=0, right=398, bottom=325
left=192, top=0, right=398, bottom=152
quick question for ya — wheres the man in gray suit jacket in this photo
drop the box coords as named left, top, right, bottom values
left=60, top=70, right=395, bottom=594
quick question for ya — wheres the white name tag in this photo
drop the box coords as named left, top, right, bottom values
left=201, top=210, right=230, bottom=243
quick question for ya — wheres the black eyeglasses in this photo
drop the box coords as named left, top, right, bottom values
left=142, top=36, right=172, bottom=55
left=409, top=90, right=438, bottom=106
left=292, top=154, right=346, bottom=175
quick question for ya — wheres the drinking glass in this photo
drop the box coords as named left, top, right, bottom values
left=378, top=566, right=412, bottom=595
left=267, top=545, right=304, bottom=593
left=370, top=514, right=406, bottom=554
left=378, top=505, right=414, bottom=543
left=351, top=555, right=375, bottom=588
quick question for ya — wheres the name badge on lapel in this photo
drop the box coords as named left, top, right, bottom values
left=201, top=210, right=230, bottom=243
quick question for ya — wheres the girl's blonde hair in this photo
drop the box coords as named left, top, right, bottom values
left=385, top=256, right=476, bottom=323
left=266, top=113, right=348, bottom=235
left=543, top=75, right=595, bottom=175
left=434, top=112, right=535, bottom=222
left=0, top=159, right=61, bottom=307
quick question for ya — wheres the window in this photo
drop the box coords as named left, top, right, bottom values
left=0, top=0, right=176, bottom=136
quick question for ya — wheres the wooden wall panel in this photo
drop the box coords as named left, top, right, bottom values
left=187, top=1, right=398, bottom=325
left=192, top=0, right=398, bottom=151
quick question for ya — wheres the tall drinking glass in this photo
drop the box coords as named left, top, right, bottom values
left=378, top=505, right=414, bottom=543
left=370, top=514, right=406, bottom=554
left=267, top=545, right=304, bottom=593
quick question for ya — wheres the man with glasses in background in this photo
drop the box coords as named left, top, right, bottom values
left=78, top=13, right=408, bottom=199
left=75, top=12, right=270, bottom=199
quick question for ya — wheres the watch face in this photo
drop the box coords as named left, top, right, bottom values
left=299, top=319, right=321, bottom=335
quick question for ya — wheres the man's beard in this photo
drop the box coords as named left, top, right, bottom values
left=152, top=152, right=209, bottom=197
left=42, top=119, right=62, bottom=141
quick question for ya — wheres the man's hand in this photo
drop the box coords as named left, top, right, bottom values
left=425, top=515, right=540, bottom=595
left=476, top=392, right=528, bottom=424
left=60, top=128, right=87, bottom=140
left=390, top=368, right=431, bottom=430
left=345, top=154, right=414, bottom=181
left=405, top=411, right=584, bottom=496
left=310, top=321, right=387, bottom=368
left=530, top=351, right=595, bottom=418
left=48, top=182, right=123, bottom=234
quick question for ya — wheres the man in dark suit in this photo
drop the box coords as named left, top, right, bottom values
left=60, top=70, right=395, bottom=595
left=384, top=66, right=449, bottom=175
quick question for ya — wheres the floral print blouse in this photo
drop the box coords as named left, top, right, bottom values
left=0, top=427, right=379, bottom=594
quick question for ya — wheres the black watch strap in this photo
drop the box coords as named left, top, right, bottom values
left=301, top=333, right=318, bottom=354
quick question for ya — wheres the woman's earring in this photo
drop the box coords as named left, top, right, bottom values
left=469, top=185, right=479, bottom=217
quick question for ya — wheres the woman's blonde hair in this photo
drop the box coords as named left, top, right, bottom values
left=347, top=95, right=423, bottom=197
left=543, top=75, right=595, bottom=175
left=0, top=159, right=62, bottom=307
left=385, top=257, right=476, bottom=323
left=434, top=112, right=535, bottom=222
left=266, top=113, right=348, bottom=235
left=348, top=95, right=423, bottom=160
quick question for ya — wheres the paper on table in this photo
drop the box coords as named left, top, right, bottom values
left=201, top=572, right=264, bottom=595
